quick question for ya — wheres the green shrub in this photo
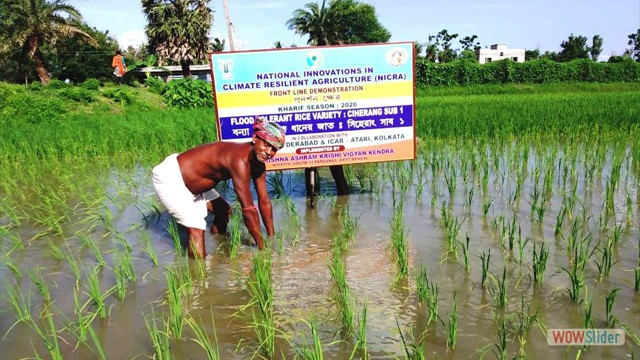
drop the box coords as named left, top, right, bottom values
left=163, top=77, right=214, bottom=109
left=82, top=78, right=101, bottom=90
left=102, top=87, right=135, bottom=105
left=145, top=76, right=166, bottom=95
left=59, top=88, right=96, bottom=103
left=46, top=79, right=69, bottom=89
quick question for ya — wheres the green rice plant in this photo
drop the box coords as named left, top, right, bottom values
left=27, top=268, right=51, bottom=303
left=63, top=251, right=82, bottom=289
left=516, top=234, right=531, bottom=265
left=140, top=231, right=159, bottom=266
left=228, top=205, right=243, bottom=259
left=165, top=268, right=186, bottom=339
left=561, top=258, right=585, bottom=303
left=583, top=290, right=594, bottom=329
left=66, top=288, right=95, bottom=346
left=246, top=250, right=275, bottom=357
left=329, top=249, right=354, bottom=334
left=605, top=287, right=620, bottom=328
left=4, top=229, right=25, bottom=252
left=554, top=205, right=567, bottom=235
left=2, top=253, right=22, bottom=278
left=593, top=237, right=616, bottom=278
left=482, top=197, right=493, bottom=219
left=167, top=218, right=184, bottom=254
left=84, top=265, right=112, bottom=318
left=4, top=282, right=33, bottom=336
left=446, top=292, right=458, bottom=351
left=46, top=239, right=65, bottom=260
left=79, top=234, right=105, bottom=267
left=478, top=249, right=491, bottom=288
left=113, top=231, right=133, bottom=253
left=415, top=265, right=428, bottom=303
left=338, top=205, right=359, bottom=243
left=266, top=171, right=286, bottom=198
left=185, top=308, right=220, bottom=360
left=295, top=321, right=324, bottom=360
left=532, top=241, right=549, bottom=285
left=492, top=318, right=508, bottom=360
left=445, top=215, right=463, bottom=260
left=144, top=311, right=173, bottom=360
left=464, top=185, right=474, bottom=210
left=85, top=321, right=107, bottom=360
left=635, top=266, right=640, bottom=291
left=351, top=302, right=368, bottom=360
left=113, top=251, right=136, bottom=301
left=282, top=195, right=301, bottom=231
left=506, top=216, right=518, bottom=251
left=488, top=267, right=508, bottom=308
left=390, top=204, right=409, bottom=278
left=508, top=296, right=540, bottom=357
left=193, top=256, right=207, bottom=279
left=395, top=317, right=425, bottom=360
left=459, top=234, right=471, bottom=273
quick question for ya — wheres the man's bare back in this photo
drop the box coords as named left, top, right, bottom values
left=177, top=141, right=264, bottom=195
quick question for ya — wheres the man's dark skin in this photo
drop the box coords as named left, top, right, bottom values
left=177, top=135, right=278, bottom=257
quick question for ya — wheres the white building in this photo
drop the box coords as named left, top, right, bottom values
left=477, top=44, right=525, bottom=64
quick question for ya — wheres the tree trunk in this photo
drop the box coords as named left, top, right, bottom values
left=30, top=43, right=51, bottom=84
left=180, top=60, right=192, bottom=78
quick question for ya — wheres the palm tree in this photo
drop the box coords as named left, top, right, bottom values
left=142, top=0, right=212, bottom=77
left=0, top=0, right=96, bottom=84
left=286, top=0, right=343, bottom=46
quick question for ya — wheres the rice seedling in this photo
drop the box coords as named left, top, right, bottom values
left=2, top=253, right=22, bottom=278
left=338, top=205, right=359, bottom=243
left=488, top=267, right=508, bottom=308
left=414, top=265, right=440, bottom=326
left=351, top=302, right=368, bottom=360
left=227, top=204, right=243, bottom=259
left=165, top=268, right=186, bottom=339
left=445, top=215, right=463, bottom=260
left=246, top=250, right=276, bottom=357
left=516, top=234, right=531, bottom=265
left=79, top=234, right=105, bottom=267
left=266, top=170, right=286, bottom=198
left=84, top=265, right=112, bottom=318
left=144, top=311, right=173, bottom=360
left=329, top=244, right=355, bottom=333
left=459, top=234, right=471, bottom=273
left=532, top=241, right=549, bottom=285
left=390, top=206, right=409, bottom=278
left=478, top=249, right=491, bottom=287
left=635, top=266, right=640, bottom=291
left=46, top=239, right=65, bottom=260
left=605, top=287, right=620, bottom=328
left=27, top=268, right=52, bottom=304
left=63, top=251, right=82, bottom=289
left=491, top=319, right=508, bottom=360
left=554, top=206, right=568, bottom=236
left=593, top=237, right=616, bottom=278
left=583, top=291, right=594, bottom=329
left=185, top=308, right=220, bottom=360
left=140, top=231, right=159, bottom=266
left=464, top=185, right=474, bottom=211
left=166, top=218, right=184, bottom=254
left=561, top=257, right=585, bottom=303
left=395, top=317, right=425, bottom=360
left=508, top=296, right=540, bottom=357
left=4, top=229, right=25, bottom=252
left=482, top=197, right=493, bottom=219
left=114, top=251, right=136, bottom=301
left=446, top=292, right=458, bottom=351
left=295, top=321, right=324, bottom=360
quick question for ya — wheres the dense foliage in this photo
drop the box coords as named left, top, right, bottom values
left=415, top=58, right=640, bottom=87
left=163, top=77, right=214, bottom=108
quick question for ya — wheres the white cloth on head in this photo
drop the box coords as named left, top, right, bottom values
left=152, top=154, right=220, bottom=230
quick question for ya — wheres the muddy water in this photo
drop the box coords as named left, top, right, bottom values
left=1, top=143, right=639, bottom=359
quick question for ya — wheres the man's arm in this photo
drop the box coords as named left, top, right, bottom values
left=253, top=170, right=275, bottom=236
left=230, top=163, right=265, bottom=249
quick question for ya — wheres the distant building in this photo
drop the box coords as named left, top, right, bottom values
left=141, top=64, right=212, bottom=83
left=477, top=44, right=525, bottom=64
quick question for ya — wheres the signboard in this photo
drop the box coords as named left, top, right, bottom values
left=209, top=42, right=415, bottom=170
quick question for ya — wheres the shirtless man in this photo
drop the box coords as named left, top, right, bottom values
left=152, top=117, right=286, bottom=258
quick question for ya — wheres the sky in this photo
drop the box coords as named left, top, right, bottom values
left=69, top=0, right=640, bottom=61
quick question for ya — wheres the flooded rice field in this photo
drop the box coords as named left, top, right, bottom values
left=1, top=138, right=639, bottom=359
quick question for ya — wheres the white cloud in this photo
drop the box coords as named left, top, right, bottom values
left=118, top=30, right=147, bottom=49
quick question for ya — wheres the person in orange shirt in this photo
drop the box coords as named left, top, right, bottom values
left=112, top=50, right=127, bottom=85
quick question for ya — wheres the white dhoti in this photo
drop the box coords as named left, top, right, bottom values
left=152, top=154, right=220, bottom=230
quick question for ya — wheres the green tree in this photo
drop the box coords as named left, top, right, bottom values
left=525, top=49, right=540, bottom=61
left=557, top=33, right=590, bottom=62
left=286, top=0, right=390, bottom=46
left=626, top=28, right=640, bottom=61
left=211, top=37, right=225, bottom=52
left=428, top=29, right=458, bottom=63
left=459, top=35, right=480, bottom=51
left=414, top=41, right=424, bottom=59
left=0, top=0, right=96, bottom=84
left=142, top=0, right=212, bottom=77
left=590, top=35, right=603, bottom=61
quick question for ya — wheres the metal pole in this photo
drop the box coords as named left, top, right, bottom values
left=222, top=0, right=235, bottom=51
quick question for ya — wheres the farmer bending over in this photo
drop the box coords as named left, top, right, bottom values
left=152, top=116, right=286, bottom=258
